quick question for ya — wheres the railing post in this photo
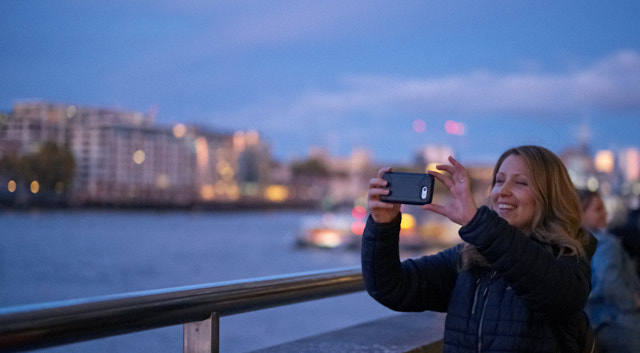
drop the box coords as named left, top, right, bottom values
left=184, top=312, right=220, bottom=353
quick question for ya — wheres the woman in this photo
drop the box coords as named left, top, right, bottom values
left=362, top=145, right=596, bottom=352
left=578, top=190, right=640, bottom=353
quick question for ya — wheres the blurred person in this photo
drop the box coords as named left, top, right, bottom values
left=362, top=145, right=597, bottom=353
left=578, top=189, right=640, bottom=353
left=609, top=206, right=640, bottom=278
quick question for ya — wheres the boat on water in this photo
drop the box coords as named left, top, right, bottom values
left=295, top=213, right=358, bottom=250
left=295, top=207, right=459, bottom=252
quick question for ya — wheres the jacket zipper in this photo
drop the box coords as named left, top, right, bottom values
left=477, top=271, right=497, bottom=353
left=471, top=277, right=482, bottom=315
left=477, top=286, right=490, bottom=352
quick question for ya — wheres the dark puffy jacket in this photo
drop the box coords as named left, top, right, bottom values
left=362, top=206, right=594, bottom=353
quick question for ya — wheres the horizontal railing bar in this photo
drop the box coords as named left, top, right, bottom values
left=0, top=267, right=363, bottom=352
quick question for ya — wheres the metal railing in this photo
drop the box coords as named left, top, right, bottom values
left=0, top=267, right=364, bottom=353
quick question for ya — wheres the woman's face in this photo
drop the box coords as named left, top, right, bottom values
left=490, top=154, right=537, bottom=230
left=582, top=195, right=607, bottom=230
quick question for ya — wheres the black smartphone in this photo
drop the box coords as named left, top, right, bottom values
left=380, top=172, right=434, bottom=205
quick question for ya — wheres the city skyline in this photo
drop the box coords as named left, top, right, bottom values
left=2, top=1, right=640, bottom=164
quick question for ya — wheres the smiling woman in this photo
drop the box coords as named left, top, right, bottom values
left=362, top=145, right=597, bottom=353
left=458, top=145, right=591, bottom=269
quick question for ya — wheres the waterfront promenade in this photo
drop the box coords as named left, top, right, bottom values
left=0, top=267, right=445, bottom=352
left=1, top=209, right=439, bottom=352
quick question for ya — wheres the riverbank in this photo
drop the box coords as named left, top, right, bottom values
left=0, top=198, right=322, bottom=212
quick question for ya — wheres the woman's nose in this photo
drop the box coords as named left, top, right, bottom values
left=499, top=181, right=513, bottom=196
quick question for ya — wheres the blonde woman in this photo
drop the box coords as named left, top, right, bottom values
left=362, top=145, right=596, bottom=352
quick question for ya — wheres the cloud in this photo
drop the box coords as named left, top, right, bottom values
left=218, top=2, right=363, bottom=49
left=196, top=49, right=640, bottom=164
left=204, top=49, right=640, bottom=161
left=282, top=50, right=640, bottom=118
left=150, top=0, right=389, bottom=51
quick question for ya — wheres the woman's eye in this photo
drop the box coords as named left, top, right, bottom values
left=495, top=179, right=505, bottom=184
left=516, top=181, right=528, bottom=186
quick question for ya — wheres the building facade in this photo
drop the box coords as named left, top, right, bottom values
left=0, top=101, right=256, bottom=206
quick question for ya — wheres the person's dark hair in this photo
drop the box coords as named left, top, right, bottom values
left=461, top=145, right=590, bottom=269
left=576, top=189, right=600, bottom=212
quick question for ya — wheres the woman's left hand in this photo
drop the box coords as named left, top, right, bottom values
left=422, top=156, right=478, bottom=226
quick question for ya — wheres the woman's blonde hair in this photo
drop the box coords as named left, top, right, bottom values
left=461, top=145, right=589, bottom=269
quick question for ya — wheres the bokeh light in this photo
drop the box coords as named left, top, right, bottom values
left=264, top=185, right=289, bottom=202
left=594, top=150, right=614, bottom=173
left=155, top=174, right=170, bottom=189
left=30, top=181, right=40, bottom=194
left=425, top=163, right=439, bottom=173
left=400, top=213, right=416, bottom=230
left=7, top=180, right=16, bottom=193
left=351, top=205, right=367, bottom=220
left=444, top=120, right=465, bottom=135
left=65, top=105, right=77, bottom=119
left=351, top=220, right=366, bottom=236
left=587, top=176, right=600, bottom=191
left=412, top=119, right=426, bottom=133
left=200, top=184, right=215, bottom=200
left=133, top=150, right=146, bottom=164
left=173, top=123, right=186, bottom=138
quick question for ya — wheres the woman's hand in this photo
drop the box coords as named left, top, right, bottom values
left=423, top=156, right=478, bottom=226
left=367, top=167, right=401, bottom=224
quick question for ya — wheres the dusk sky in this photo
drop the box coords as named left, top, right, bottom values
left=2, top=1, right=640, bottom=164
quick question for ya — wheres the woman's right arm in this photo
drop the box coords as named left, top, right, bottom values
left=361, top=215, right=459, bottom=312
left=362, top=168, right=458, bottom=312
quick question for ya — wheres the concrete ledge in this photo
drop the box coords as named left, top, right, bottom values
left=249, top=311, right=446, bottom=353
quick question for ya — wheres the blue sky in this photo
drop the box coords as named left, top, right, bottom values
left=2, top=1, right=640, bottom=164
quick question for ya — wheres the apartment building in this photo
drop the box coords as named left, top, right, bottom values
left=1, top=101, right=245, bottom=206
left=69, top=124, right=197, bottom=205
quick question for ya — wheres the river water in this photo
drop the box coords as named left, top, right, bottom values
left=0, top=209, right=398, bottom=352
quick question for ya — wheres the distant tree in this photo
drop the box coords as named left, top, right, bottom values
left=0, top=155, right=21, bottom=178
left=30, top=142, right=76, bottom=193
left=290, top=158, right=330, bottom=177
left=0, top=142, right=75, bottom=193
